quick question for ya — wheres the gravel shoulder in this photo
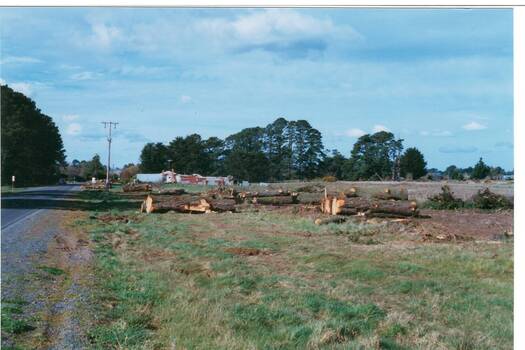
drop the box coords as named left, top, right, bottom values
left=1, top=186, right=93, bottom=349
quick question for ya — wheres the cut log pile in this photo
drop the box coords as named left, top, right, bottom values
left=321, top=187, right=420, bottom=218
left=143, top=194, right=212, bottom=214
left=123, top=183, right=152, bottom=192
left=141, top=191, right=237, bottom=214
left=137, top=185, right=421, bottom=218
left=239, top=189, right=299, bottom=206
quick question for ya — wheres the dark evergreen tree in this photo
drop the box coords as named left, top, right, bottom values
left=139, top=142, right=168, bottom=172
left=321, top=150, right=347, bottom=179
left=168, top=134, right=210, bottom=174
left=345, top=131, right=404, bottom=180
left=203, top=137, right=226, bottom=176
left=264, top=117, right=289, bottom=180
left=399, top=147, right=427, bottom=179
left=223, top=127, right=270, bottom=182
left=83, top=154, right=106, bottom=179
left=1, top=84, right=66, bottom=186
left=445, top=165, right=464, bottom=180
left=471, top=157, right=491, bottom=179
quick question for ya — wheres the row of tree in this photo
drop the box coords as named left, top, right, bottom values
left=2, top=84, right=509, bottom=186
left=138, top=117, right=429, bottom=182
left=440, top=158, right=508, bottom=180
left=139, top=118, right=326, bottom=182
left=63, top=155, right=107, bottom=182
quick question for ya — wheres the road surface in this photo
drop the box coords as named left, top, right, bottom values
left=1, top=185, right=79, bottom=229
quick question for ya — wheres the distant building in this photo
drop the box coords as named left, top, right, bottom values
left=175, top=174, right=231, bottom=186
left=136, top=171, right=231, bottom=185
left=162, top=171, right=176, bottom=183
left=136, top=173, right=164, bottom=183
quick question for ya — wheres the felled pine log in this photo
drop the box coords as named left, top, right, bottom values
left=252, top=195, right=297, bottom=205
left=368, top=200, right=418, bottom=217
left=331, top=197, right=373, bottom=214
left=207, top=198, right=236, bottom=212
left=343, top=187, right=359, bottom=198
left=144, top=194, right=210, bottom=214
left=240, top=189, right=290, bottom=199
left=372, top=187, right=409, bottom=201
left=296, top=192, right=324, bottom=205
left=155, top=188, right=187, bottom=195
left=322, top=195, right=418, bottom=217
left=123, top=183, right=152, bottom=192
left=205, top=187, right=238, bottom=200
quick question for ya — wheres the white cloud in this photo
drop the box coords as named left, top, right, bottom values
left=462, top=121, right=487, bottom=131
left=0, top=56, right=41, bottom=64
left=180, top=95, right=192, bottom=103
left=421, top=130, right=452, bottom=137
left=89, top=22, right=122, bottom=49
left=345, top=128, right=366, bottom=137
left=196, top=9, right=359, bottom=46
left=233, top=10, right=333, bottom=43
left=113, top=65, right=166, bottom=76
left=63, top=114, right=79, bottom=122
left=66, top=123, right=82, bottom=135
left=10, top=82, right=33, bottom=96
left=70, top=71, right=102, bottom=81
left=372, top=124, right=389, bottom=133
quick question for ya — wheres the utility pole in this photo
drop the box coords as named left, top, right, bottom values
left=102, top=121, right=118, bottom=188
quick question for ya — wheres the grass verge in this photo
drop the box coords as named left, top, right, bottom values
left=76, top=191, right=513, bottom=349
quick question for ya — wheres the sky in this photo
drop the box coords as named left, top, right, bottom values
left=0, top=8, right=514, bottom=170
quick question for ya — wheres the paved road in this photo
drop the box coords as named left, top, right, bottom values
left=1, top=185, right=79, bottom=229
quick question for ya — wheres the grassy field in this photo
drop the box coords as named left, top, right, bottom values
left=76, top=189, right=513, bottom=350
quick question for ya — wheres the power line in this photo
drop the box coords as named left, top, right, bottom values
left=102, top=121, right=118, bottom=188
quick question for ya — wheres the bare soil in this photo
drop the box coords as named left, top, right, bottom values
left=417, top=208, right=513, bottom=240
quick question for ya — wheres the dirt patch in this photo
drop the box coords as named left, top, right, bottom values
left=174, top=263, right=214, bottom=277
left=140, top=249, right=177, bottom=263
left=94, top=213, right=142, bottom=224
left=416, top=209, right=513, bottom=240
left=224, top=247, right=269, bottom=256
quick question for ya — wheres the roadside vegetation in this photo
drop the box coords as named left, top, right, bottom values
left=76, top=189, right=513, bottom=349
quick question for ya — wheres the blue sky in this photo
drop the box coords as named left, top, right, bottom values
left=0, top=8, right=513, bottom=170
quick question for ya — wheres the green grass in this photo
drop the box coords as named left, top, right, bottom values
left=1, top=299, right=36, bottom=335
left=38, top=266, right=66, bottom=276
left=77, top=193, right=513, bottom=349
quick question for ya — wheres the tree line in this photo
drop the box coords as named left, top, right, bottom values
left=138, top=117, right=429, bottom=182
left=2, top=85, right=509, bottom=186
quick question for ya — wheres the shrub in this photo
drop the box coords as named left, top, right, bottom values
left=322, top=175, right=337, bottom=182
left=470, top=188, right=513, bottom=209
left=425, top=185, right=464, bottom=209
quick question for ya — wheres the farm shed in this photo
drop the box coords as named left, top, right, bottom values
left=136, top=173, right=164, bottom=183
